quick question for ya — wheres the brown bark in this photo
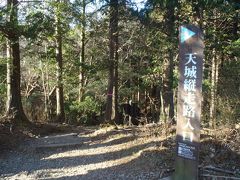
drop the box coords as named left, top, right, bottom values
left=233, top=11, right=238, bottom=39
left=79, top=0, right=86, bottom=102
left=209, top=10, right=219, bottom=129
left=6, top=40, right=11, bottom=112
left=209, top=50, right=219, bottom=129
left=113, top=38, right=119, bottom=123
left=105, top=0, right=119, bottom=123
left=162, top=4, right=175, bottom=124
left=5, top=0, right=29, bottom=124
left=55, top=1, right=65, bottom=123
left=40, top=58, right=50, bottom=121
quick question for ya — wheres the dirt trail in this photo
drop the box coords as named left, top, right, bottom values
left=1, top=125, right=239, bottom=180
left=0, top=126, right=174, bottom=180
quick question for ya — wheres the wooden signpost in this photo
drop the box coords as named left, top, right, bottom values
left=173, top=25, right=204, bottom=180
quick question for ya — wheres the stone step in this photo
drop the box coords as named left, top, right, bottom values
left=32, top=133, right=86, bottom=151
left=35, top=142, right=84, bottom=151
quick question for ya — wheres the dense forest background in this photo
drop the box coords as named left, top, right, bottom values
left=0, top=0, right=239, bottom=128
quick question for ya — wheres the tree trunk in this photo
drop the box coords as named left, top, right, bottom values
left=55, top=1, right=65, bottom=123
left=46, top=53, right=51, bottom=120
left=6, top=40, right=11, bottom=112
left=209, top=50, right=219, bottom=129
left=160, top=84, right=165, bottom=123
left=5, top=0, right=29, bottom=124
left=105, top=66, right=114, bottom=123
left=162, top=4, right=175, bottom=124
left=105, top=0, right=119, bottom=123
left=233, top=11, right=238, bottom=40
left=79, top=0, right=86, bottom=102
left=113, top=41, right=119, bottom=123
left=40, top=58, right=49, bottom=121
left=209, top=10, right=219, bottom=129
left=192, top=0, right=203, bottom=29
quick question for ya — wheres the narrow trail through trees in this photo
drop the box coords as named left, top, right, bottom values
left=0, top=126, right=174, bottom=180
left=0, top=125, right=239, bottom=180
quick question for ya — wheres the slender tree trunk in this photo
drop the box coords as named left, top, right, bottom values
left=137, top=84, right=140, bottom=103
left=192, top=0, right=203, bottom=29
left=233, top=11, right=238, bottom=40
left=113, top=5, right=119, bottom=123
left=46, top=57, right=51, bottom=119
left=160, top=84, right=165, bottom=123
left=55, top=1, right=65, bottom=123
left=40, top=59, right=49, bottom=121
left=209, top=50, right=219, bottom=129
left=113, top=39, right=119, bottom=123
left=144, top=90, right=148, bottom=117
left=162, top=4, right=175, bottom=124
left=79, top=0, right=86, bottom=102
left=6, top=40, right=11, bottom=112
left=209, top=51, right=216, bottom=128
left=168, top=50, right=175, bottom=122
left=5, top=0, right=29, bottom=124
left=149, top=85, right=155, bottom=122
left=55, top=36, right=65, bottom=123
left=105, top=65, right=114, bottom=122
left=105, top=0, right=119, bottom=123
left=209, top=10, right=220, bottom=129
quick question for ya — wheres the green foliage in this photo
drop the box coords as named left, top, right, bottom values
left=202, top=79, right=211, bottom=92
left=217, top=97, right=240, bottom=125
left=0, top=54, right=6, bottom=114
left=24, top=11, right=55, bottom=40
left=225, top=39, right=240, bottom=56
left=0, top=0, right=239, bottom=127
left=0, top=80, right=6, bottom=115
left=66, top=96, right=101, bottom=125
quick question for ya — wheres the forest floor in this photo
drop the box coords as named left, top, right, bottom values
left=0, top=123, right=240, bottom=180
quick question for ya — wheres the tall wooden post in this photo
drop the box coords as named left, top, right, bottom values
left=174, top=25, right=204, bottom=180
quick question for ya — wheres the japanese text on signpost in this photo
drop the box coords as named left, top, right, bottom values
left=174, top=25, right=204, bottom=180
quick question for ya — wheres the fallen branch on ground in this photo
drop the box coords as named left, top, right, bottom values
left=203, top=165, right=236, bottom=175
left=202, top=174, right=240, bottom=180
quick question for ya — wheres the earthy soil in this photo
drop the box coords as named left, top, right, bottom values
left=0, top=123, right=239, bottom=180
left=0, top=122, right=76, bottom=154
